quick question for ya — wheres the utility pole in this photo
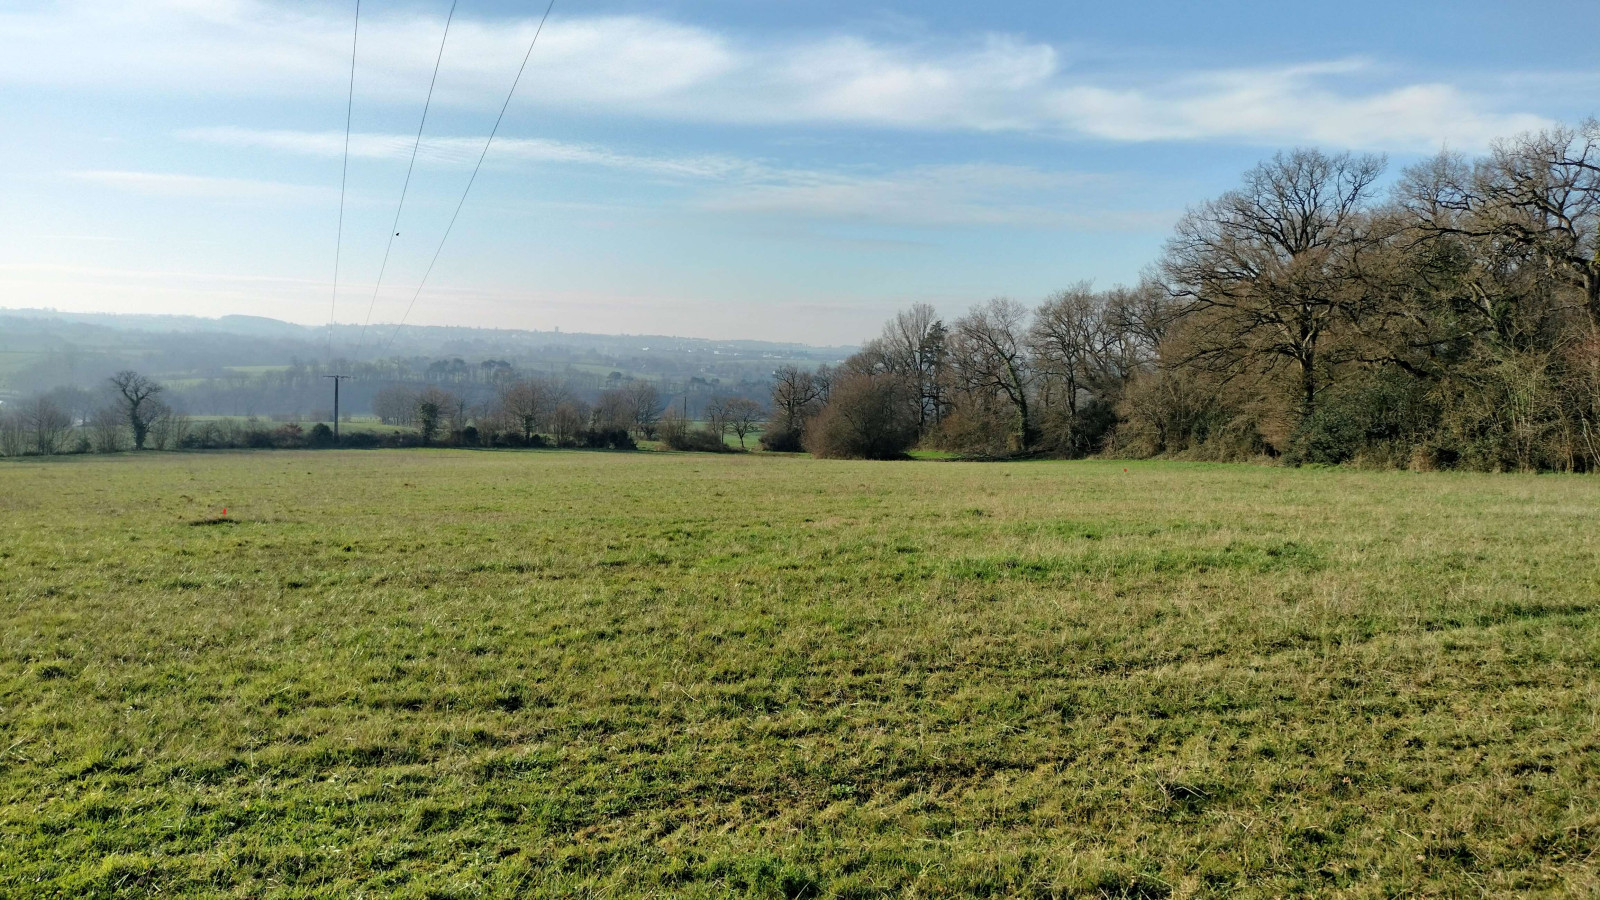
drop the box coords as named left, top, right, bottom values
left=322, top=374, right=352, bottom=440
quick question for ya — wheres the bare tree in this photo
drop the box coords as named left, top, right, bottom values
left=499, top=376, right=561, bottom=443
left=704, top=396, right=732, bottom=442
left=878, top=303, right=949, bottom=432
left=109, top=370, right=165, bottom=450
left=771, top=366, right=824, bottom=428
left=1098, top=282, right=1171, bottom=383
left=0, top=409, right=26, bottom=457
left=624, top=381, right=664, bottom=437
left=1401, top=121, right=1600, bottom=326
left=551, top=400, right=588, bottom=447
left=1029, top=281, right=1165, bottom=419
left=1163, top=148, right=1386, bottom=418
left=147, top=402, right=190, bottom=451
left=373, top=385, right=420, bottom=426
left=722, top=397, right=764, bottom=449
left=1029, top=283, right=1100, bottom=420
left=90, top=406, right=126, bottom=453
left=950, top=298, right=1037, bottom=449
left=594, top=387, right=634, bottom=432
left=24, top=396, right=72, bottom=455
left=812, top=364, right=834, bottom=404
left=445, top=393, right=472, bottom=436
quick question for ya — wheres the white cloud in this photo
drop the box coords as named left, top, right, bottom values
left=0, top=2, right=736, bottom=110
left=0, top=1, right=1570, bottom=152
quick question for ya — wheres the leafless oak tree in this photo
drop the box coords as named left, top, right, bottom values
left=1163, top=149, right=1386, bottom=418
left=1399, top=120, right=1600, bottom=328
left=770, top=366, right=825, bottom=433
left=950, top=298, right=1037, bottom=449
left=721, top=397, right=764, bottom=449
left=1029, top=283, right=1100, bottom=419
left=879, top=303, right=949, bottom=432
left=109, top=370, right=164, bottom=450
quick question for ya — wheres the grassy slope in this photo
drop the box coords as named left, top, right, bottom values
left=0, top=451, right=1597, bottom=899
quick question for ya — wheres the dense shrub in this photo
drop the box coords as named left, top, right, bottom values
left=757, top=425, right=804, bottom=452
left=579, top=428, right=637, bottom=451
left=1115, top=370, right=1271, bottom=459
left=1287, top=370, right=1434, bottom=466
left=805, top=373, right=918, bottom=460
left=664, top=427, right=735, bottom=452
left=926, top=407, right=1006, bottom=456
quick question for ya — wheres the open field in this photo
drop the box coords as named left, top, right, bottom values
left=186, top=416, right=416, bottom=436
left=1, top=451, right=1598, bottom=898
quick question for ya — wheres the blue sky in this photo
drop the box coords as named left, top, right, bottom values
left=2, top=0, right=1596, bottom=345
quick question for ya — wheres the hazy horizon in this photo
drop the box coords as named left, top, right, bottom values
left=0, top=304, right=860, bottom=350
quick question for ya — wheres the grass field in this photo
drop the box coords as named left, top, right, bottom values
left=186, top=416, right=416, bottom=436
left=1, top=451, right=1597, bottom=898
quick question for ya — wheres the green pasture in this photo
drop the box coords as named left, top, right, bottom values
left=0, top=451, right=1596, bottom=898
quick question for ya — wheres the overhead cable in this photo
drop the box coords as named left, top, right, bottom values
left=354, top=0, right=460, bottom=355
left=384, top=0, right=559, bottom=352
left=325, top=0, right=360, bottom=362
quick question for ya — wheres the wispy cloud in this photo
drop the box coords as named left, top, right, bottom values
left=700, top=164, right=1173, bottom=230
left=178, top=127, right=760, bottom=180
left=177, top=127, right=1166, bottom=229
left=1, top=1, right=1571, bottom=152
left=66, top=170, right=336, bottom=204
left=1047, top=63, right=1553, bottom=149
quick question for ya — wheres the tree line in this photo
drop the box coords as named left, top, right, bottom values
left=0, top=368, right=773, bottom=456
left=0, top=371, right=184, bottom=456
left=773, top=119, right=1600, bottom=471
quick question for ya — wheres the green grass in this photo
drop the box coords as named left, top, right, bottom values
left=1, top=452, right=1598, bottom=898
left=684, top=421, right=764, bottom=450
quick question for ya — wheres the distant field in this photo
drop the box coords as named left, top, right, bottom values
left=0, top=349, right=44, bottom=379
left=1, top=452, right=1597, bottom=898
left=186, top=415, right=413, bottom=435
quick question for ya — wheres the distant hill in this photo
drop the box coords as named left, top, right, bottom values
left=0, top=308, right=851, bottom=357
left=0, top=308, right=853, bottom=399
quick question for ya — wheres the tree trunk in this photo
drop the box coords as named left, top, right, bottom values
left=1299, top=356, right=1317, bottom=422
left=1005, top=359, right=1034, bottom=449
left=130, top=408, right=147, bottom=450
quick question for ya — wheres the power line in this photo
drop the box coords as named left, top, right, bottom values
left=325, top=0, right=360, bottom=363
left=384, top=0, right=558, bottom=353
left=354, top=0, right=459, bottom=356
